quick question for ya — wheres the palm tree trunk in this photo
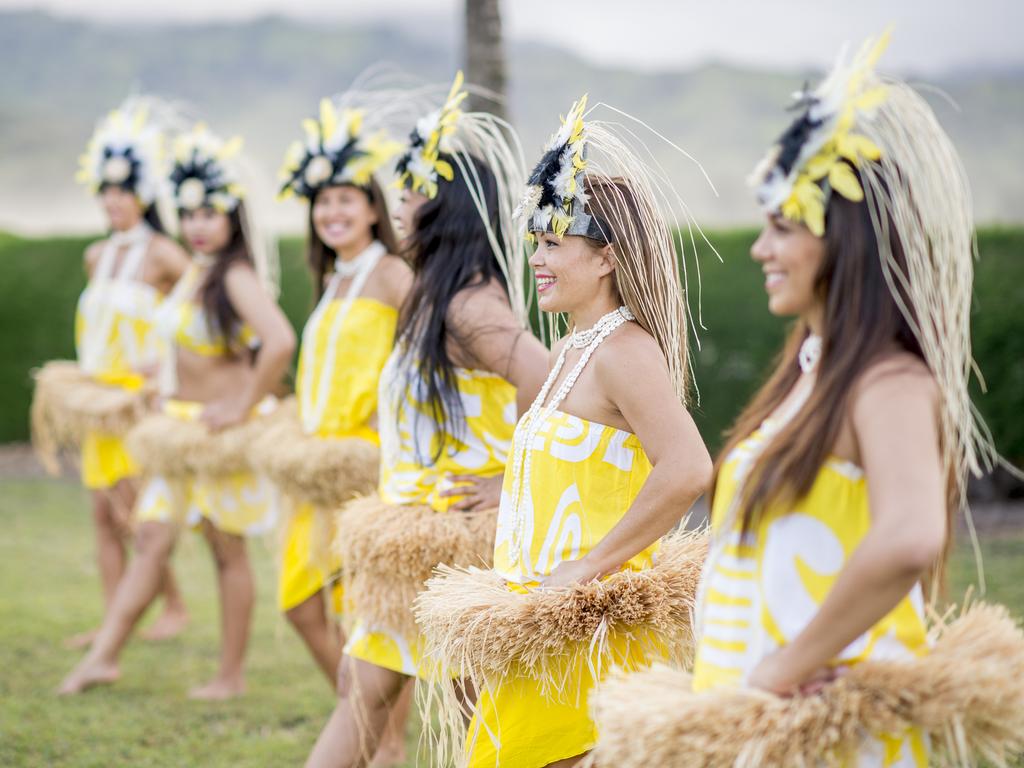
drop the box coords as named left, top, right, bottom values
left=463, top=0, right=507, bottom=120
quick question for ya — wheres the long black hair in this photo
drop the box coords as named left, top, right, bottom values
left=186, top=203, right=256, bottom=359
left=396, top=153, right=508, bottom=460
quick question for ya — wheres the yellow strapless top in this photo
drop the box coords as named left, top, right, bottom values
left=493, top=409, right=656, bottom=586
left=692, top=424, right=930, bottom=693
left=296, top=297, right=397, bottom=442
left=166, top=300, right=257, bottom=358
left=377, top=347, right=517, bottom=512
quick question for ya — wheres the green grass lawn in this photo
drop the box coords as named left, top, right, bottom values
left=1, top=476, right=1022, bottom=767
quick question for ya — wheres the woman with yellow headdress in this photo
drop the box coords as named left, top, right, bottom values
left=304, top=72, right=549, bottom=768
left=32, top=97, right=191, bottom=649
left=416, top=95, right=715, bottom=768
left=59, top=123, right=296, bottom=700
left=591, top=31, right=1024, bottom=768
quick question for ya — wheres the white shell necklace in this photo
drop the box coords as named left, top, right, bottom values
left=798, top=333, right=822, bottom=374
left=505, top=305, right=634, bottom=569
left=299, top=240, right=386, bottom=434
left=79, top=223, right=152, bottom=374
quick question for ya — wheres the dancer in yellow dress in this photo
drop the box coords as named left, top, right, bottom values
left=59, top=124, right=296, bottom=700
left=588, top=31, right=1024, bottom=768
left=417, top=96, right=714, bottom=768
left=266, top=94, right=409, bottom=683
left=304, top=72, right=549, bottom=768
left=32, top=97, right=191, bottom=648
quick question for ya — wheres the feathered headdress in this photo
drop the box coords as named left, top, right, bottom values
left=515, top=95, right=594, bottom=239
left=279, top=98, right=401, bottom=201
left=394, top=71, right=469, bottom=200
left=750, top=31, right=891, bottom=236
left=169, top=125, right=246, bottom=213
left=515, top=95, right=719, bottom=404
left=755, top=29, right=1002, bottom=500
left=76, top=97, right=167, bottom=206
left=393, top=71, right=530, bottom=323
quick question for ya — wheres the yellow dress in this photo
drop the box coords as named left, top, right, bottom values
left=466, top=409, right=660, bottom=768
left=277, top=297, right=397, bottom=612
left=75, top=232, right=163, bottom=490
left=343, top=347, right=517, bottom=676
left=135, top=281, right=276, bottom=537
left=692, top=421, right=931, bottom=767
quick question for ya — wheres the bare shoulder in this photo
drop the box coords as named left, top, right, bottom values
left=597, top=322, right=666, bottom=372
left=593, top=323, right=669, bottom=395
left=375, top=253, right=414, bottom=306
left=447, top=278, right=514, bottom=329
left=376, top=253, right=412, bottom=279
left=223, top=258, right=260, bottom=289
left=148, top=233, right=187, bottom=262
left=853, top=351, right=937, bottom=411
left=84, top=239, right=106, bottom=272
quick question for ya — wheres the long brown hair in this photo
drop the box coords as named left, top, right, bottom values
left=306, top=179, right=400, bottom=301
left=710, top=174, right=956, bottom=585
left=583, top=175, right=689, bottom=402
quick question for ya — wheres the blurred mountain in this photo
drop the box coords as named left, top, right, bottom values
left=1, top=10, right=1021, bottom=233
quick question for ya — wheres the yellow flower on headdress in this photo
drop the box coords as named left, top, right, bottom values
left=517, top=94, right=590, bottom=239
left=753, top=30, right=892, bottom=236
left=279, top=99, right=399, bottom=201
left=396, top=71, right=468, bottom=199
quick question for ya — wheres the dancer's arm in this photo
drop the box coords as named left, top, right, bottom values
left=543, top=331, right=711, bottom=587
left=748, top=358, right=946, bottom=695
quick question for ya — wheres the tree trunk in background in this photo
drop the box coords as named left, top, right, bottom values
left=464, top=0, right=507, bottom=120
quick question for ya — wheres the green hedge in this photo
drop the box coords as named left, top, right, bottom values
left=2, top=229, right=1021, bottom=463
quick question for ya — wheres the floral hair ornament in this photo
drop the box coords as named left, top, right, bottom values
left=77, top=97, right=168, bottom=206
left=170, top=124, right=246, bottom=213
left=750, top=30, right=891, bottom=236
left=279, top=98, right=401, bottom=201
left=394, top=71, right=468, bottom=200
left=514, top=95, right=601, bottom=241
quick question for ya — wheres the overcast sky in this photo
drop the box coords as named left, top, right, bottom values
left=4, top=0, right=1023, bottom=74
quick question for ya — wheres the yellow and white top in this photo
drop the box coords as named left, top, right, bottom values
left=75, top=223, right=162, bottom=386
left=466, top=409, right=663, bottom=768
left=493, top=409, right=655, bottom=584
left=153, top=259, right=258, bottom=395
left=692, top=421, right=930, bottom=767
left=344, top=344, right=517, bottom=675
left=377, top=346, right=517, bottom=512
left=296, top=242, right=396, bottom=441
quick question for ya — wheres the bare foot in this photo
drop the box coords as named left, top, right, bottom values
left=188, top=677, right=246, bottom=701
left=63, top=628, right=99, bottom=650
left=57, top=658, right=120, bottom=695
left=140, top=609, right=189, bottom=641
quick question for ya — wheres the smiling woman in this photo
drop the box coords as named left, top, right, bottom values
left=415, top=94, right=715, bottom=768
left=591, top=30, right=1024, bottom=768
left=30, top=96, right=193, bottom=652
left=59, top=121, right=297, bottom=702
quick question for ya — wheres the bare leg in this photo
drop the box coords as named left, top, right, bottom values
left=141, top=563, right=190, bottom=641
left=188, top=520, right=253, bottom=700
left=285, top=590, right=345, bottom=688
left=370, top=679, right=413, bottom=768
left=305, top=656, right=408, bottom=768
left=58, top=520, right=177, bottom=694
left=104, top=478, right=190, bottom=642
left=65, top=489, right=126, bottom=649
